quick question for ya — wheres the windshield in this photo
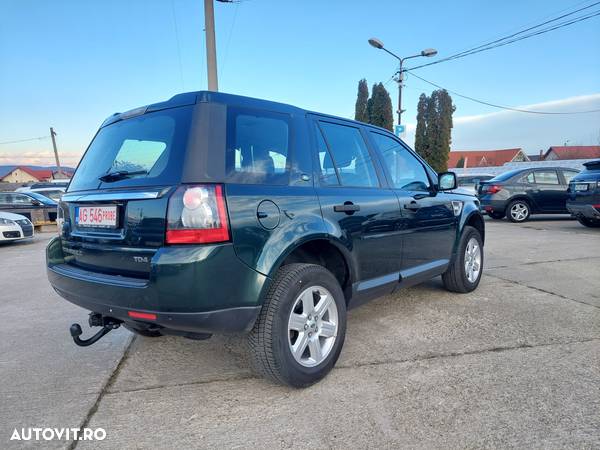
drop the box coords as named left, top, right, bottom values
left=28, top=192, right=57, bottom=205
left=69, top=106, right=193, bottom=192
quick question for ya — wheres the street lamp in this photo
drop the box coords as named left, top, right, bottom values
left=368, top=38, right=437, bottom=126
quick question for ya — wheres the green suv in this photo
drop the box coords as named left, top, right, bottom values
left=47, top=91, right=485, bottom=387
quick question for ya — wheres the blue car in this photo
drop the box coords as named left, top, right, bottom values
left=566, top=160, right=600, bottom=227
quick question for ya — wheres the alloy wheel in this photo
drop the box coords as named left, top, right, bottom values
left=287, top=285, right=339, bottom=368
left=464, top=237, right=482, bottom=283
left=510, top=202, right=528, bottom=222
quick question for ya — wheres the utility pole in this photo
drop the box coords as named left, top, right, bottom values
left=50, top=127, right=62, bottom=178
left=204, top=0, right=218, bottom=91
left=395, top=65, right=405, bottom=126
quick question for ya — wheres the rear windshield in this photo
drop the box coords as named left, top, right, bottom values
left=489, top=169, right=524, bottom=182
left=69, top=106, right=193, bottom=192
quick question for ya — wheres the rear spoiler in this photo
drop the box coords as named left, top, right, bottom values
left=583, top=160, right=600, bottom=169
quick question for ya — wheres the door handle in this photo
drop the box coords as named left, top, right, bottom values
left=404, top=200, right=420, bottom=211
left=334, top=203, right=360, bottom=214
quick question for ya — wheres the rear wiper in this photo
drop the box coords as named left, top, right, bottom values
left=99, top=170, right=147, bottom=182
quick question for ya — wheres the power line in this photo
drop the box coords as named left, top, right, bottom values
left=407, top=3, right=600, bottom=70
left=0, top=136, right=50, bottom=145
left=221, top=0, right=240, bottom=79
left=406, top=71, right=600, bottom=115
left=171, top=0, right=185, bottom=90
left=426, top=2, right=600, bottom=65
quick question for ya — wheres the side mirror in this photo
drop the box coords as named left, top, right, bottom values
left=438, top=172, right=457, bottom=191
left=31, top=200, right=42, bottom=206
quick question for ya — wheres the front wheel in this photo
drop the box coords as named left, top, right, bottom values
left=442, top=225, right=484, bottom=293
left=248, top=263, right=347, bottom=388
left=577, top=217, right=600, bottom=228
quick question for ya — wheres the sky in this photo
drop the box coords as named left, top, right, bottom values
left=1, top=0, right=599, bottom=167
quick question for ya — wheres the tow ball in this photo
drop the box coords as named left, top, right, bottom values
left=70, top=313, right=122, bottom=347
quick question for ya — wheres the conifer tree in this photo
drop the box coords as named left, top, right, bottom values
left=354, top=79, right=369, bottom=123
left=369, top=83, right=394, bottom=132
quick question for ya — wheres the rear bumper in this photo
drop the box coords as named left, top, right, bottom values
left=46, top=237, right=269, bottom=334
left=478, top=198, right=507, bottom=214
left=566, top=202, right=600, bottom=219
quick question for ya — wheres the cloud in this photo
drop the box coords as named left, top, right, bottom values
left=404, top=94, right=600, bottom=154
left=0, top=150, right=82, bottom=167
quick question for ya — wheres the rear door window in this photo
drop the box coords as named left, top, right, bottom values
left=317, top=121, right=379, bottom=188
left=562, top=170, right=578, bottom=184
left=534, top=171, right=560, bottom=185
left=68, top=106, right=193, bottom=192
left=226, top=108, right=291, bottom=185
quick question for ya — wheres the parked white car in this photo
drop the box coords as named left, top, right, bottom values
left=457, top=174, right=494, bottom=195
left=0, top=211, right=34, bottom=242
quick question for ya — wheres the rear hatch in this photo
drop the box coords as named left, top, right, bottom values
left=568, top=161, right=600, bottom=205
left=60, top=104, right=195, bottom=279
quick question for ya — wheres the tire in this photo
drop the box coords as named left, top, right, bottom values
left=442, top=225, right=484, bottom=293
left=123, top=324, right=163, bottom=337
left=507, top=199, right=530, bottom=223
left=248, top=263, right=347, bottom=388
left=577, top=217, right=600, bottom=228
left=488, top=211, right=505, bottom=220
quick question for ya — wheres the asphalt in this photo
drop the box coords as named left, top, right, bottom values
left=1, top=215, right=599, bottom=449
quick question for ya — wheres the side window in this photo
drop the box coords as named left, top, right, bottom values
left=318, top=122, right=379, bottom=188
left=562, top=170, right=578, bottom=184
left=226, top=109, right=290, bottom=185
left=534, top=171, right=559, bottom=185
left=314, top=124, right=339, bottom=186
left=523, top=173, right=535, bottom=183
left=369, top=132, right=430, bottom=191
left=11, top=194, right=33, bottom=205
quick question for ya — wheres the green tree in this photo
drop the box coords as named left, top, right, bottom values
left=456, top=156, right=465, bottom=168
left=414, top=93, right=429, bottom=161
left=414, top=89, right=455, bottom=172
left=354, top=79, right=369, bottom=123
left=434, top=89, right=455, bottom=172
left=368, top=83, right=394, bottom=131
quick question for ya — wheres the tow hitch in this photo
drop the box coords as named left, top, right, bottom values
left=70, top=313, right=122, bottom=347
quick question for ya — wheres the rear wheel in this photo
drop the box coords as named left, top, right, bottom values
left=577, top=217, right=600, bottom=228
left=248, top=263, right=347, bottom=388
left=488, top=211, right=505, bottom=220
left=442, top=225, right=484, bottom=293
left=507, top=199, right=530, bottom=223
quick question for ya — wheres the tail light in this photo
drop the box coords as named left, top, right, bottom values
left=166, top=185, right=230, bottom=244
left=486, top=185, right=502, bottom=194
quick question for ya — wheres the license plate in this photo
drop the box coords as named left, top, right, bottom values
left=574, top=184, right=588, bottom=192
left=75, top=206, right=118, bottom=228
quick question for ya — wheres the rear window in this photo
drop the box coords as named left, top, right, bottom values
left=225, top=108, right=291, bottom=185
left=69, top=106, right=193, bottom=192
left=489, top=169, right=525, bottom=182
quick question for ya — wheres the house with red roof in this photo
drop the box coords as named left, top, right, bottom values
left=448, top=148, right=529, bottom=168
left=0, top=166, right=55, bottom=183
left=543, top=146, right=600, bottom=161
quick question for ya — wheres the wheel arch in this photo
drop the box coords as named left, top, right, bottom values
left=508, top=195, right=534, bottom=212
left=464, top=211, right=485, bottom=244
left=266, top=236, right=357, bottom=303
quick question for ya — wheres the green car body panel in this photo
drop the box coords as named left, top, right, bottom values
left=46, top=91, right=484, bottom=335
